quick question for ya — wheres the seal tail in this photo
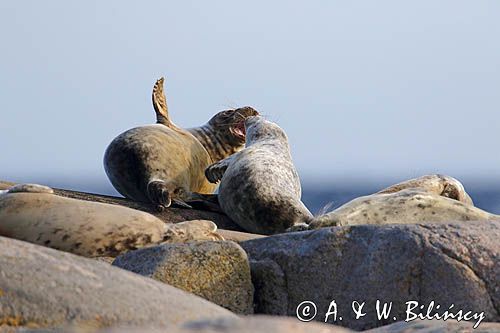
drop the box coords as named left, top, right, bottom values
left=152, top=77, right=176, bottom=128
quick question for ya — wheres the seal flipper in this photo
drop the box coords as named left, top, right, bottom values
left=146, top=180, right=172, bottom=210
left=147, top=180, right=194, bottom=210
left=152, top=77, right=177, bottom=128
left=205, top=154, right=237, bottom=183
left=171, top=198, right=193, bottom=209
left=186, top=193, right=222, bottom=213
left=7, top=184, right=54, bottom=194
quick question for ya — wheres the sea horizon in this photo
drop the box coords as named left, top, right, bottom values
left=3, top=174, right=500, bottom=215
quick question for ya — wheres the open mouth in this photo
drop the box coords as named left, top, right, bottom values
left=231, top=121, right=246, bottom=140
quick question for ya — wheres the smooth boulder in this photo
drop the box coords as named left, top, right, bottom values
left=0, top=236, right=234, bottom=328
left=242, top=220, right=500, bottom=330
left=113, top=241, right=254, bottom=314
left=366, top=319, right=500, bottom=332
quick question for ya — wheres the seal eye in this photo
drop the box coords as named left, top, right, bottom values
left=442, top=185, right=459, bottom=201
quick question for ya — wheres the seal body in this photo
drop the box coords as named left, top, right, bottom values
left=206, top=116, right=313, bottom=234
left=104, top=77, right=258, bottom=208
left=104, top=124, right=214, bottom=203
left=0, top=184, right=223, bottom=257
left=309, top=189, right=496, bottom=229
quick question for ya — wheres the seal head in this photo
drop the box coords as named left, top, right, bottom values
left=188, top=106, right=259, bottom=163
left=377, top=174, right=473, bottom=205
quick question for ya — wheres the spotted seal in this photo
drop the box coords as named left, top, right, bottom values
left=0, top=184, right=223, bottom=257
left=104, top=77, right=258, bottom=209
left=307, top=175, right=495, bottom=229
left=377, top=174, right=473, bottom=205
left=205, top=116, right=313, bottom=234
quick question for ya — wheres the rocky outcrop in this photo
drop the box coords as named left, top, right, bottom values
left=5, top=317, right=500, bottom=332
left=366, top=319, right=500, bottom=332
left=242, top=220, right=500, bottom=330
left=0, top=236, right=234, bottom=329
left=113, top=241, right=254, bottom=314
left=177, top=315, right=353, bottom=333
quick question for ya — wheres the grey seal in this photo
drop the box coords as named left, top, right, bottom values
left=205, top=116, right=313, bottom=234
left=377, top=174, right=473, bottom=205
left=0, top=184, right=223, bottom=257
left=104, top=77, right=258, bottom=209
left=309, top=189, right=496, bottom=229
left=307, top=175, right=494, bottom=229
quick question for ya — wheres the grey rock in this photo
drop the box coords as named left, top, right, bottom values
left=5, top=317, right=500, bottom=332
left=217, top=229, right=266, bottom=243
left=178, top=315, right=353, bottom=332
left=366, top=319, right=500, bottom=332
left=242, top=220, right=500, bottom=330
left=0, top=236, right=234, bottom=329
left=94, top=315, right=351, bottom=332
left=113, top=241, right=254, bottom=314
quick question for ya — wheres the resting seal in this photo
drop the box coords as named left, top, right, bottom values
left=0, top=184, right=223, bottom=257
left=104, top=77, right=258, bottom=208
left=377, top=174, right=473, bottom=205
left=309, top=189, right=496, bottom=229
left=205, top=116, right=313, bottom=234
left=306, top=175, right=494, bottom=229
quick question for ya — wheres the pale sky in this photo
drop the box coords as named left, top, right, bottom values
left=1, top=1, right=500, bottom=193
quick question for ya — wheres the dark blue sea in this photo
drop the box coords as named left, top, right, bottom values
left=14, top=177, right=500, bottom=216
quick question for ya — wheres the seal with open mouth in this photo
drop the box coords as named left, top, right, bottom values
left=205, top=116, right=313, bottom=234
left=104, top=77, right=258, bottom=209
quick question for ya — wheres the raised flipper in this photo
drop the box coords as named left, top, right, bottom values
left=205, top=154, right=237, bottom=184
left=152, top=77, right=179, bottom=129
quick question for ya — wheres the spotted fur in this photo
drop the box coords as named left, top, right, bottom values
left=206, top=116, right=313, bottom=235
left=0, top=185, right=224, bottom=257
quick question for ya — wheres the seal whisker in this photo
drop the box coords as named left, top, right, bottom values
left=316, top=201, right=337, bottom=216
